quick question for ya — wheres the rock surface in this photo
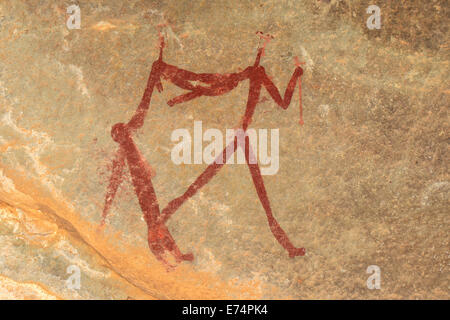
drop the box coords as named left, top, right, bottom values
left=0, top=0, right=448, bottom=299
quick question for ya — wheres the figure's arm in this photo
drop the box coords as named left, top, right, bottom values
left=164, top=68, right=251, bottom=106
left=127, top=61, right=164, bottom=130
left=261, top=66, right=303, bottom=110
left=165, top=64, right=239, bottom=84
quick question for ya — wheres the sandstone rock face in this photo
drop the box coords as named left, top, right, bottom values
left=0, top=0, right=448, bottom=299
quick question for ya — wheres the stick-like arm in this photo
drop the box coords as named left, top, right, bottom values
left=261, top=64, right=304, bottom=125
left=261, top=66, right=303, bottom=109
left=127, top=61, right=164, bottom=131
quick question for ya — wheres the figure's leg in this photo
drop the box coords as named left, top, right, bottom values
left=111, top=124, right=161, bottom=224
left=159, top=137, right=238, bottom=224
left=241, top=136, right=305, bottom=257
left=148, top=235, right=172, bottom=267
left=101, top=147, right=126, bottom=226
left=112, top=124, right=181, bottom=266
left=160, top=78, right=263, bottom=222
left=156, top=223, right=194, bottom=262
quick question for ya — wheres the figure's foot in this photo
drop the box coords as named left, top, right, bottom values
left=288, top=247, right=306, bottom=258
left=172, top=250, right=194, bottom=263
left=96, top=220, right=106, bottom=233
left=153, top=251, right=176, bottom=270
left=181, top=253, right=194, bottom=261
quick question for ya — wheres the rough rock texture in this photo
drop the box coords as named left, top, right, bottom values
left=0, top=0, right=448, bottom=299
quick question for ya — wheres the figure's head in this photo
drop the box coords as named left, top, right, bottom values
left=256, top=31, right=274, bottom=50
left=111, top=123, right=128, bottom=143
left=254, top=31, right=274, bottom=66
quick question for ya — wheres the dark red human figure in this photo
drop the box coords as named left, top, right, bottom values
left=101, top=30, right=306, bottom=267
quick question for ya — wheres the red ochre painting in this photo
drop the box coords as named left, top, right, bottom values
left=102, top=30, right=305, bottom=268
left=0, top=1, right=448, bottom=300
